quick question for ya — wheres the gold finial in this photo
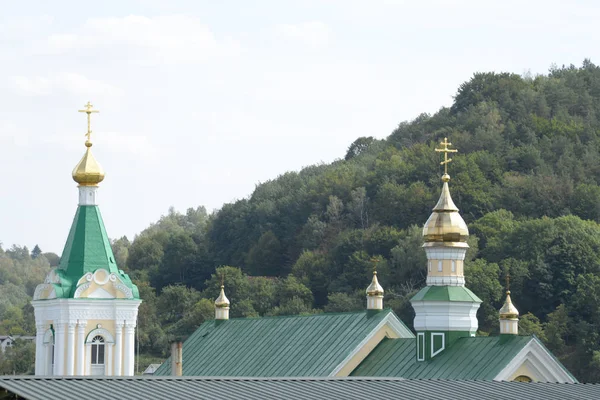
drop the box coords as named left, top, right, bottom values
left=215, top=284, right=230, bottom=308
left=505, top=273, right=511, bottom=294
left=72, top=101, right=105, bottom=186
left=366, top=256, right=384, bottom=296
left=435, top=137, right=458, bottom=180
left=78, top=101, right=99, bottom=147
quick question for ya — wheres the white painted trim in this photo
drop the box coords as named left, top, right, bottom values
left=85, top=328, right=115, bottom=344
left=494, top=337, right=577, bottom=383
left=412, top=300, right=480, bottom=333
left=426, top=275, right=465, bottom=286
left=417, top=333, right=425, bottom=361
left=329, top=312, right=414, bottom=376
left=424, top=247, right=467, bottom=260
left=430, top=332, right=445, bottom=358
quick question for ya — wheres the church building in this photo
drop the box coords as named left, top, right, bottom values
left=154, top=138, right=576, bottom=383
left=31, top=103, right=141, bottom=376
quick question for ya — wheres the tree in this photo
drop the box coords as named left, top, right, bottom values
left=345, top=136, right=375, bottom=160
left=31, top=245, right=42, bottom=259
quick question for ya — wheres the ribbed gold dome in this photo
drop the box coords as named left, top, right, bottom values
left=72, top=143, right=105, bottom=186
left=215, top=285, right=230, bottom=308
left=366, top=271, right=384, bottom=296
left=422, top=174, right=469, bottom=246
left=499, top=291, right=519, bottom=319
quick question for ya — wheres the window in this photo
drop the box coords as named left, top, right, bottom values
left=514, top=375, right=532, bottom=382
left=90, top=336, right=105, bottom=365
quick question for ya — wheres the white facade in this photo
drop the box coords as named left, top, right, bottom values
left=32, top=268, right=140, bottom=376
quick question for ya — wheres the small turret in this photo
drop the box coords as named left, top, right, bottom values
left=366, top=271, right=384, bottom=310
left=215, top=285, right=230, bottom=320
left=499, top=290, right=519, bottom=335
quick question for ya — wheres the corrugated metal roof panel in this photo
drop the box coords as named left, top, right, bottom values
left=1, top=376, right=598, bottom=400
left=154, top=309, right=399, bottom=377
left=352, top=335, right=532, bottom=380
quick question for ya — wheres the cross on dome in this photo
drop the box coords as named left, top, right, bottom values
left=78, top=101, right=100, bottom=146
left=435, top=137, right=458, bottom=181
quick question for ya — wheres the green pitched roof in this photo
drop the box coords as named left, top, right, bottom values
left=351, top=335, right=532, bottom=380
left=54, top=205, right=138, bottom=298
left=154, top=309, right=404, bottom=377
left=411, top=285, right=482, bottom=302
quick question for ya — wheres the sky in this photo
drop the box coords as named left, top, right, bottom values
left=0, top=0, right=599, bottom=254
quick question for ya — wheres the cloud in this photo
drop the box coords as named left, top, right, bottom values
left=39, top=15, right=240, bottom=64
left=10, top=73, right=123, bottom=97
left=275, top=21, right=331, bottom=48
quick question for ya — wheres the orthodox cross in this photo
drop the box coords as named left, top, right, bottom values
left=78, top=101, right=99, bottom=144
left=435, top=137, right=458, bottom=175
left=505, top=273, right=511, bottom=292
left=370, top=256, right=381, bottom=273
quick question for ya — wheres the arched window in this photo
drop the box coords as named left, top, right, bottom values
left=514, top=375, right=532, bottom=382
left=90, top=336, right=105, bottom=365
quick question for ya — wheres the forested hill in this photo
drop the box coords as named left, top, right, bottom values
left=4, top=60, right=600, bottom=380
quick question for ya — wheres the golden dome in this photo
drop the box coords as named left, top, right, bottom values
left=499, top=291, right=519, bottom=319
left=366, top=271, right=384, bottom=296
left=72, top=143, right=105, bottom=186
left=422, top=174, right=469, bottom=246
left=215, top=285, right=230, bottom=308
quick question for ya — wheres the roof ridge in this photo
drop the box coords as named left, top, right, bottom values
left=221, top=309, right=392, bottom=322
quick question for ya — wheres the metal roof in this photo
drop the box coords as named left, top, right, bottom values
left=352, top=335, right=532, bottom=380
left=1, top=376, right=598, bottom=400
left=154, top=309, right=404, bottom=376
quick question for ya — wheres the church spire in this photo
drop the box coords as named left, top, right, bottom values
left=499, top=275, right=519, bottom=335
left=411, top=137, right=481, bottom=361
left=366, top=258, right=384, bottom=310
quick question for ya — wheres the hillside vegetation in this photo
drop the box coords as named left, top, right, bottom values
left=4, top=60, right=600, bottom=380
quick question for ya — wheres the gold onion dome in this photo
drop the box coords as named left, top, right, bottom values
left=366, top=271, right=384, bottom=296
left=423, top=138, right=468, bottom=246
left=215, top=285, right=230, bottom=308
left=422, top=174, right=469, bottom=245
left=499, top=291, right=519, bottom=319
left=73, top=101, right=105, bottom=186
left=72, top=144, right=105, bottom=186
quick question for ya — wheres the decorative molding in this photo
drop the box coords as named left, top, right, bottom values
left=426, top=275, right=466, bottom=286
left=417, top=333, right=425, bottom=361
left=85, top=328, right=115, bottom=344
left=412, top=300, right=480, bottom=333
left=74, top=283, right=91, bottom=298
left=494, top=338, right=577, bottom=383
left=113, top=283, right=133, bottom=299
left=431, top=332, right=445, bottom=358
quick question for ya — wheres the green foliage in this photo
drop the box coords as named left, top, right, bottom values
left=9, top=60, right=600, bottom=381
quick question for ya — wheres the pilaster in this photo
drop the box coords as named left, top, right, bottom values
left=66, top=322, right=76, bottom=375
left=76, top=321, right=86, bottom=375
left=123, top=323, right=135, bottom=376
left=53, top=323, right=66, bottom=376
left=114, top=322, right=123, bottom=376
left=34, top=323, right=45, bottom=376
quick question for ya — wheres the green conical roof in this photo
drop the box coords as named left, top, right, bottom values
left=59, top=206, right=120, bottom=278
left=53, top=205, right=138, bottom=298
